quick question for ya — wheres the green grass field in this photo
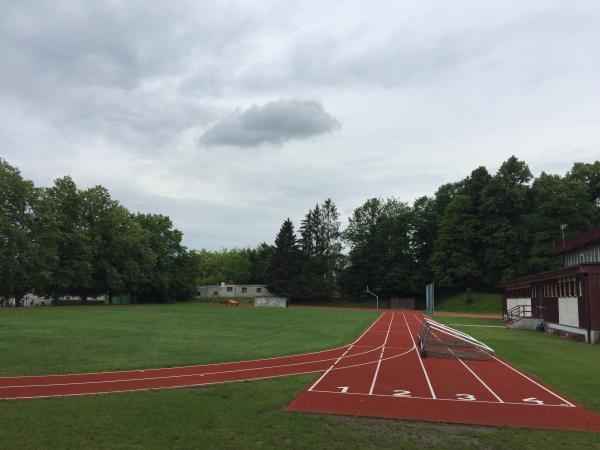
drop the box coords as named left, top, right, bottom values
left=1, top=304, right=599, bottom=449
left=435, top=292, right=502, bottom=315
left=0, top=304, right=377, bottom=376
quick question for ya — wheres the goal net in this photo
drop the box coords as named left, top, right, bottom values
left=418, top=318, right=494, bottom=361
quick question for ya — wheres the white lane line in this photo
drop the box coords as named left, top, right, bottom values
left=2, top=346, right=420, bottom=398
left=1, top=313, right=389, bottom=392
left=369, top=313, right=395, bottom=394
left=308, top=345, right=354, bottom=391
left=403, top=313, right=436, bottom=399
left=308, top=389, right=574, bottom=407
left=0, top=311, right=387, bottom=382
left=349, top=312, right=387, bottom=345
left=492, top=357, right=575, bottom=407
left=0, top=342, right=350, bottom=381
left=412, top=313, right=572, bottom=408
left=4, top=369, right=324, bottom=401
left=1, top=344, right=390, bottom=391
left=307, top=312, right=387, bottom=392
left=417, top=315, right=501, bottom=402
left=458, top=359, right=503, bottom=403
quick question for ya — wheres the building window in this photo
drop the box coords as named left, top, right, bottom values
left=241, top=287, right=247, bottom=293
left=256, top=288, right=262, bottom=293
left=227, top=287, right=233, bottom=292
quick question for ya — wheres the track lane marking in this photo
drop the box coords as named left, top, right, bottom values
left=415, top=313, right=574, bottom=408
left=369, top=313, right=395, bottom=394
left=4, top=369, right=324, bottom=400
left=0, top=312, right=387, bottom=383
left=458, top=359, right=503, bottom=403
left=403, top=313, right=436, bottom=399
left=308, top=312, right=387, bottom=392
left=0, top=344, right=396, bottom=391
left=413, top=313, right=506, bottom=403
left=491, top=356, right=575, bottom=407
left=308, top=345, right=354, bottom=392
left=307, top=389, right=575, bottom=407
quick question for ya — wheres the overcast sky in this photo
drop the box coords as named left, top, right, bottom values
left=2, top=1, right=599, bottom=250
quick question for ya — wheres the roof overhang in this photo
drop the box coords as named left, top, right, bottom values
left=499, top=263, right=600, bottom=288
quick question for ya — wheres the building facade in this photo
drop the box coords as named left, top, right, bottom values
left=501, top=225, right=600, bottom=343
left=196, top=283, right=272, bottom=298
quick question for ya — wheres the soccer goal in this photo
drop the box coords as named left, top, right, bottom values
left=418, top=318, right=494, bottom=361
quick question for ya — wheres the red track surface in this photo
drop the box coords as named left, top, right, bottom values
left=2, top=311, right=600, bottom=431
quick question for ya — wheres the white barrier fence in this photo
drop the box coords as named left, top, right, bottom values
left=255, top=297, right=287, bottom=308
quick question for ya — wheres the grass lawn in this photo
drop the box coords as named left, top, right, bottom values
left=0, top=303, right=378, bottom=376
left=2, top=374, right=599, bottom=450
left=435, top=292, right=502, bottom=315
left=1, top=304, right=600, bottom=449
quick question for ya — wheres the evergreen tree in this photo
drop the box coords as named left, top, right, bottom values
left=268, top=219, right=301, bottom=297
left=299, top=199, right=342, bottom=299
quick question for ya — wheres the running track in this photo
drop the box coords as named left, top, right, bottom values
left=2, top=311, right=600, bottom=431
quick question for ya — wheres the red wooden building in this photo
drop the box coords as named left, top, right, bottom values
left=501, top=225, right=600, bottom=343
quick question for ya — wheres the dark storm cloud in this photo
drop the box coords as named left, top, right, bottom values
left=199, top=99, right=340, bottom=147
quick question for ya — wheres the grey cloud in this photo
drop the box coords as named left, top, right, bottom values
left=199, top=99, right=340, bottom=147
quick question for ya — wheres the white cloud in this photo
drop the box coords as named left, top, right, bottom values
left=1, top=0, right=600, bottom=249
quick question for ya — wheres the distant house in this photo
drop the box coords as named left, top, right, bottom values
left=196, top=283, right=272, bottom=298
left=501, top=224, right=600, bottom=343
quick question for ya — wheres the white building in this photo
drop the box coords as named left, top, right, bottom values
left=196, top=283, right=272, bottom=298
left=1, top=294, right=106, bottom=307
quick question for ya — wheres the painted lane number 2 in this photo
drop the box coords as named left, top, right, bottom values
left=393, top=389, right=411, bottom=397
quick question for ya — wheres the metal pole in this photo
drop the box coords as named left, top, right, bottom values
left=365, top=286, right=379, bottom=310
left=560, top=224, right=567, bottom=248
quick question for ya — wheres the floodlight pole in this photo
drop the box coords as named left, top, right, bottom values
left=365, top=286, right=379, bottom=311
left=560, top=224, right=567, bottom=249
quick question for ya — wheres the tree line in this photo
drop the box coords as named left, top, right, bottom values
left=200, top=156, right=600, bottom=301
left=0, top=159, right=196, bottom=306
left=3, top=156, right=599, bottom=306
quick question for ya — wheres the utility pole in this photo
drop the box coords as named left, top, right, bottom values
left=365, top=286, right=379, bottom=311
